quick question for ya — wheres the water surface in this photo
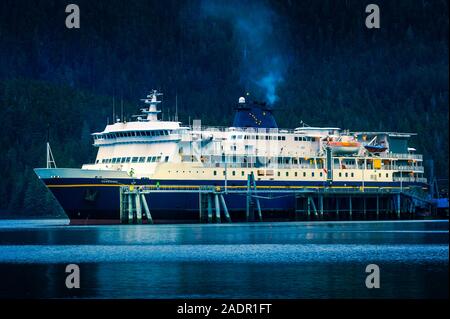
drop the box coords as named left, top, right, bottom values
left=0, top=219, right=447, bottom=298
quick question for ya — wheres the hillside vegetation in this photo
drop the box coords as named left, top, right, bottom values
left=0, top=0, right=447, bottom=216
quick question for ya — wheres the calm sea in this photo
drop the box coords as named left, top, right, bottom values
left=0, top=219, right=447, bottom=299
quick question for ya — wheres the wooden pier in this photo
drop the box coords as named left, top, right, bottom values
left=119, top=174, right=433, bottom=224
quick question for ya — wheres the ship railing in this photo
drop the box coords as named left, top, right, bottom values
left=382, top=153, right=423, bottom=160
left=313, top=187, right=403, bottom=194
left=393, top=177, right=426, bottom=183
left=123, top=184, right=416, bottom=195
left=199, top=162, right=426, bottom=172
left=188, top=125, right=299, bottom=134
left=93, top=135, right=181, bottom=146
left=135, top=185, right=206, bottom=191
left=206, top=163, right=307, bottom=170
left=383, top=165, right=425, bottom=172
left=337, top=165, right=358, bottom=169
left=201, top=163, right=324, bottom=170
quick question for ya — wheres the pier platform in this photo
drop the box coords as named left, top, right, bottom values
left=118, top=175, right=434, bottom=224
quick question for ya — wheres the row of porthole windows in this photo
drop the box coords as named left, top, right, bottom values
left=277, top=171, right=323, bottom=177
left=337, top=172, right=390, bottom=178
left=338, top=172, right=355, bottom=178
left=97, top=156, right=165, bottom=164
left=94, top=130, right=170, bottom=140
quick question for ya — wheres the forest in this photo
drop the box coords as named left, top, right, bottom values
left=0, top=0, right=448, bottom=217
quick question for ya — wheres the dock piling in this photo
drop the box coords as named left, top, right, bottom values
left=135, top=191, right=142, bottom=224
left=319, top=195, right=324, bottom=219
left=310, top=196, right=318, bottom=218
left=140, top=193, right=153, bottom=224
left=128, top=193, right=133, bottom=224
left=307, top=196, right=311, bottom=219
left=376, top=195, right=379, bottom=219
left=207, top=194, right=213, bottom=223
left=214, top=193, right=221, bottom=223
left=118, top=184, right=431, bottom=224
left=349, top=196, right=353, bottom=220
left=336, top=197, right=340, bottom=219
left=363, top=196, right=367, bottom=220
left=219, top=194, right=232, bottom=223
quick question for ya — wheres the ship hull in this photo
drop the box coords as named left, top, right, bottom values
left=39, top=176, right=427, bottom=224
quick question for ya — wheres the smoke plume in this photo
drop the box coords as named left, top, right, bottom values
left=201, top=0, right=288, bottom=105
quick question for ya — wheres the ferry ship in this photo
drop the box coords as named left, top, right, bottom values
left=34, top=90, right=428, bottom=223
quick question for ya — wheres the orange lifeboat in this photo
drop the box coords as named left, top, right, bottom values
left=326, top=137, right=361, bottom=155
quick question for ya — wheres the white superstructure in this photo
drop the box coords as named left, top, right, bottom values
left=81, top=91, right=426, bottom=186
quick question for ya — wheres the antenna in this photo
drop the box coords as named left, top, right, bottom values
left=175, top=92, right=179, bottom=122
left=46, top=124, right=57, bottom=168
left=121, top=97, right=124, bottom=122
left=112, top=96, right=115, bottom=122
left=140, top=90, right=162, bottom=121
